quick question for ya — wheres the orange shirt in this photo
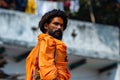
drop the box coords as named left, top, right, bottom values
left=26, top=34, right=71, bottom=80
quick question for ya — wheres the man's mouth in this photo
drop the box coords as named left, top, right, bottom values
left=55, top=31, right=60, bottom=36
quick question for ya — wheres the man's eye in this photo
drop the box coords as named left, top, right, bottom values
left=61, top=24, right=63, bottom=27
left=54, top=23, right=59, bottom=25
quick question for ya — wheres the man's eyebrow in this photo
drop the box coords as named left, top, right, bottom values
left=54, top=22, right=63, bottom=24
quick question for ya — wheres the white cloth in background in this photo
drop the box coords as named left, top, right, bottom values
left=70, top=0, right=80, bottom=13
left=36, top=0, right=64, bottom=16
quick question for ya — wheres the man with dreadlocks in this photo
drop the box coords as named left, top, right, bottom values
left=26, top=9, right=71, bottom=80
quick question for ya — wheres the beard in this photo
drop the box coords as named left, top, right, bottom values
left=48, top=29, right=63, bottom=40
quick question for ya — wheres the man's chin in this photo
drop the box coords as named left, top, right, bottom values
left=54, top=34, right=62, bottom=40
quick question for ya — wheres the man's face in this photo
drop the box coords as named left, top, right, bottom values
left=45, top=17, right=64, bottom=40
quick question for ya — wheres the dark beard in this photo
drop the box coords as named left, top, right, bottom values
left=49, top=29, right=63, bottom=40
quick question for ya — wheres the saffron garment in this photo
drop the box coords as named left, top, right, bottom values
left=26, top=34, right=71, bottom=80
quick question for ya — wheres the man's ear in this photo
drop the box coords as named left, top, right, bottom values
left=44, top=23, right=48, bottom=30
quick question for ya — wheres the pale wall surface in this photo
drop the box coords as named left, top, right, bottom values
left=0, top=9, right=119, bottom=61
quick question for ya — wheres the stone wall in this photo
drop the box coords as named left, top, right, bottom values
left=0, top=8, right=119, bottom=61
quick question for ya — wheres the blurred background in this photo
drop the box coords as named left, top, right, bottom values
left=0, top=0, right=120, bottom=80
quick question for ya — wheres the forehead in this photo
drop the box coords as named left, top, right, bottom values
left=51, top=17, right=63, bottom=23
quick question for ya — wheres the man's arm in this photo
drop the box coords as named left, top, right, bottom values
left=38, top=37, right=57, bottom=79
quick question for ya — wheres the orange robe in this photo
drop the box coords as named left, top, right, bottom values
left=26, top=34, right=71, bottom=80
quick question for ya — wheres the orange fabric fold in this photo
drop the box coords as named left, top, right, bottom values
left=26, top=34, right=71, bottom=80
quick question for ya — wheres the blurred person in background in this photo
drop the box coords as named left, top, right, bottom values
left=0, top=0, right=9, bottom=9
left=0, top=0, right=27, bottom=12
left=25, top=0, right=36, bottom=14
left=26, top=9, right=71, bottom=80
left=15, top=0, right=27, bottom=11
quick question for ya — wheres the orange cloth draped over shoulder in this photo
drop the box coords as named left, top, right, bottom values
left=26, top=34, right=71, bottom=80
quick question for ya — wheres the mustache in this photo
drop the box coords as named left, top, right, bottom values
left=54, top=29, right=62, bottom=34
